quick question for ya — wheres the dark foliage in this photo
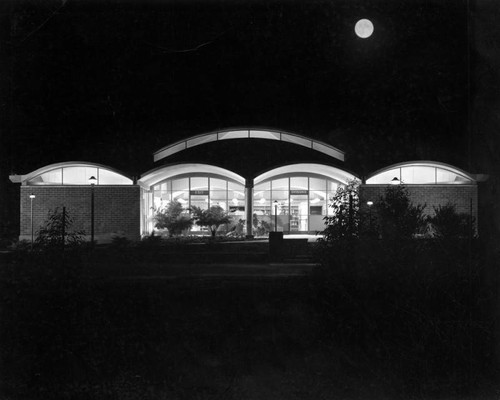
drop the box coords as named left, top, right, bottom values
left=35, top=208, right=86, bottom=250
left=428, top=202, right=475, bottom=239
left=313, top=234, right=498, bottom=396
left=321, top=180, right=360, bottom=242
left=375, top=185, right=427, bottom=239
left=253, top=213, right=271, bottom=236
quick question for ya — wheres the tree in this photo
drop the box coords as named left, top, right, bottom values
left=375, top=185, right=426, bottom=240
left=322, top=179, right=360, bottom=242
left=190, top=205, right=231, bottom=237
left=428, top=202, right=474, bottom=239
left=154, top=201, right=193, bottom=237
left=36, top=207, right=85, bottom=249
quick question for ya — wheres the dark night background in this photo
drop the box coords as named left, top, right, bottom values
left=1, top=0, right=499, bottom=239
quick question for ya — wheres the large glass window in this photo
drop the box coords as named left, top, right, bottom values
left=367, top=164, right=473, bottom=185
left=29, top=168, right=63, bottom=185
left=366, top=168, right=401, bottom=184
left=401, top=166, right=435, bottom=184
left=436, top=168, right=471, bottom=184
left=149, top=175, right=245, bottom=234
left=27, top=165, right=132, bottom=185
left=253, top=176, right=343, bottom=232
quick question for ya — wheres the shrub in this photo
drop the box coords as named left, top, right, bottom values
left=154, top=201, right=193, bottom=237
left=428, top=202, right=474, bottom=239
left=190, top=205, right=231, bottom=237
left=375, top=185, right=426, bottom=240
left=321, top=179, right=360, bottom=242
left=36, top=207, right=85, bottom=250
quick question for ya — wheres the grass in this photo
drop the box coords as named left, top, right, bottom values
left=0, top=241, right=499, bottom=399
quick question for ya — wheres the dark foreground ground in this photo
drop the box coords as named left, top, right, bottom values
left=1, top=247, right=499, bottom=400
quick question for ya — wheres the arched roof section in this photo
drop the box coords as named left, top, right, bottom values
left=153, top=128, right=345, bottom=163
left=11, top=161, right=133, bottom=186
left=138, top=163, right=246, bottom=189
left=365, top=161, right=476, bottom=185
left=254, top=163, right=358, bottom=186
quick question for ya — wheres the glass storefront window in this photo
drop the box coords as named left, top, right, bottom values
left=290, top=177, right=308, bottom=190
left=210, top=178, right=226, bottom=191
left=191, top=177, right=208, bottom=191
left=272, top=178, right=288, bottom=191
left=172, top=178, right=189, bottom=192
left=147, top=175, right=346, bottom=235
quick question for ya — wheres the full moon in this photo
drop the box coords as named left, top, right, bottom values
left=355, top=19, right=374, bottom=39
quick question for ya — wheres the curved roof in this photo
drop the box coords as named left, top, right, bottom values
left=365, top=161, right=476, bottom=185
left=153, top=128, right=345, bottom=162
left=254, top=163, right=358, bottom=186
left=138, top=163, right=246, bottom=189
left=10, top=161, right=133, bottom=185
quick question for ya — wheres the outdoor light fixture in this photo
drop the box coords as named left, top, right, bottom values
left=390, top=177, right=400, bottom=185
left=367, top=201, right=374, bottom=232
left=29, top=193, right=35, bottom=250
left=259, top=197, right=265, bottom=204
left=232, top=198, right=238, bottom=205
left=274, top=200, right=278, bottom=232
left=89, top=176, right=96, bottom=247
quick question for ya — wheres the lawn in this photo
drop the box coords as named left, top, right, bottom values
left=1, top=243, right=498, bottom=400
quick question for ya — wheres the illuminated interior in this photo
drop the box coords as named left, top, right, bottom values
left=142, top=176, right=245, bottom=234
left=366, top=162, right=474, bottom=185
left=139, top=164, right=246, bottom=235
left=24, top=162, right=133, bottom=185
left=253, top=164, right=358, bottom=233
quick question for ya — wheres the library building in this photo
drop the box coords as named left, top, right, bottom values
left=9, top=128, right=482, bottom=242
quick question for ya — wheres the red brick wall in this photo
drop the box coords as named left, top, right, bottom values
left=359, top=184, right=478, bottom=233
left=19, top=186, right=140, bottom=243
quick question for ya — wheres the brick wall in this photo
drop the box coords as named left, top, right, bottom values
left=359, top=184, right=478, bottom=232
left=19, top=186, right=141, bottom=243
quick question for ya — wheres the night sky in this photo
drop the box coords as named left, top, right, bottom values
left=1, top=0, right=500, bottom=234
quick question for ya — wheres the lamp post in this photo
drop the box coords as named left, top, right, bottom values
left=367, top=201, right=373, bottom=232
left=89, top=176, right=97, bottom=247
left=29, top=193, right=35, bottom=250
left=274, top=200, right=278, bottom=232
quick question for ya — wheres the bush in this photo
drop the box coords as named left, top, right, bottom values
left=154, top=201, right=193, bottom=237
left=312, top=236, right=497, bottom=395
left=321, top=179, right=360, bottom=242
left=428, top=202, right=474, bottom=239
left=190, top=205, right=231, bottom=237
left=375, top=185, right=426, bottom=240
left=34, top=208, right=86, bottom=250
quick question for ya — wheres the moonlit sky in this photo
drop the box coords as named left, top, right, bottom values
left=1, top=0, right=500, bottom=227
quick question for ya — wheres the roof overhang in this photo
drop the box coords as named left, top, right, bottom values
left=153, top=128, right=345, bottom=163
left=254, top=163, right=358, bottom=186
left=138, top=163, right=246, bottom=189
